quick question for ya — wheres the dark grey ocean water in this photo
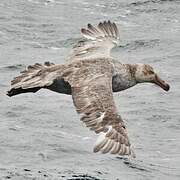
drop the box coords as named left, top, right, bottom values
left=0, top=0, right=180, bottom=179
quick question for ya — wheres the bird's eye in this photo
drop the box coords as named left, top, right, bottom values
left=149, top=70, right=154, bottom=74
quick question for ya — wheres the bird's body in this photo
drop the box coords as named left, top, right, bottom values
left=8, top=58, right=137, bottom=96
left=7, top=21, right=170, bottom=157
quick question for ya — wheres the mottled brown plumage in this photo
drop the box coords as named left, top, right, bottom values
left=63, top=59, right=134, bottom=156
left=7, top=21, right=170, bottom=158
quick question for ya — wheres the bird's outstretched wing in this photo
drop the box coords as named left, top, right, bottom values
left=7, top=62, right=71, bottom=96
left=69, top=21, right=120, bottom=62
left=64, top=60, right=135, bottom=157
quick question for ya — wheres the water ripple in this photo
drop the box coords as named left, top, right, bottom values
left=119, top=39, right=160, bottom=50
left=1, top=64, right=25, bottom=71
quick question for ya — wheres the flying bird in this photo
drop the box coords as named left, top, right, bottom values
left=7, top=21, right=170, bottom=157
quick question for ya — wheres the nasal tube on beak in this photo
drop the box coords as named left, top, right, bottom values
left=154, top=75, right=170, bottom=91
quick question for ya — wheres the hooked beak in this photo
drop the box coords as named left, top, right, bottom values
left=154, top=74, right=170, bottom=91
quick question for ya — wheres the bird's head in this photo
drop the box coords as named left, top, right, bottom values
left=135, top=64, right=170, bottom=91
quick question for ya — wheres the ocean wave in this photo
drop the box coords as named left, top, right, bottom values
left=67, top=174, right=101, bottom=180
left=32, top=37, right=81, bottom=49
left=0, top=168, right=102, bottom=180
left=1, top=64, right=25, bottom=71
left=129, top=0, right=179, bottom=7
left=119, top=39, right=160, bottom=51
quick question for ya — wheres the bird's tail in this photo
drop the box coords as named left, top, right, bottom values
left=7, top=62, right=55, bottom=97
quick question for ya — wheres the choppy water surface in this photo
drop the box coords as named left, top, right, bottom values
left=0, top=0, right=180, bottom=179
